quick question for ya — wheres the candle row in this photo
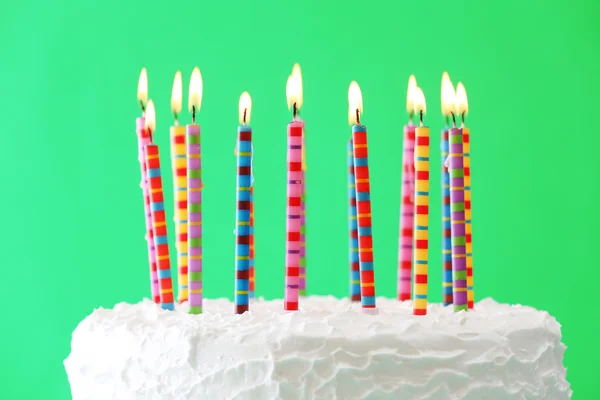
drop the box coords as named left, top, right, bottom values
left=134, top=65, right=472, bottom=316
left=392, top=73, right=473, bottom=315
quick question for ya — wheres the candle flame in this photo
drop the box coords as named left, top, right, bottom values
left=286, top=63, right=303, bottom=111
left=413, top=87, right=426, bottom=115
left=455, top=82, right=469, bottom=116
left=406, top=75, right=418, bottom=114
left=171, top=71, right=182, bottom=115
left=144, top=99, right=156, bottom=132
left=137, top=68, right=148, bottom=107
left=441, top=72, right=456, bottom=117
left=348, top=81, right=363, bottom=125
left=188, top=67, right=203, bottom=113
left=239, top=91, right=252, bottom=124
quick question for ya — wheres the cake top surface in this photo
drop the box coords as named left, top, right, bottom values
left=77, top=296, right=562, bottom=341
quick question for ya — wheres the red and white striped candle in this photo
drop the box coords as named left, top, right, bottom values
left=284, top=64, right=303, bottom=311
left=398, top=75, right=417, bottom=301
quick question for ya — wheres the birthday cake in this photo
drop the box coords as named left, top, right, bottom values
left=64, top=296, right=571, bottom=400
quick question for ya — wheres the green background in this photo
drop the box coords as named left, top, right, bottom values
left=2, top=0, right=598, bottom=398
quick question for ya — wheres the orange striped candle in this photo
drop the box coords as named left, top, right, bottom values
left=144, top=100, right=174, bottom=311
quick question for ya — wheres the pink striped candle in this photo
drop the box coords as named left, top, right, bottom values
left=284, top=119, right=304, bottom=311
left=136, top=117, right=160, bottom=304
left=397, top=123, right=415, bottom=301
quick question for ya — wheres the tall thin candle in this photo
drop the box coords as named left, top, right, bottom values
left=398, top=75, right=417, bottom=301
left=349, top=81, right=376, bottom=312
left=441, top=73, right=456, bottom=306
left=187, top=67, right=203, bottom=315
left=144, top=100, right=175, bottom=311
left=135, top=69, right=159, bottom=304
left=412, top=88, right=429, bottom=316
left=448, top=121, right=468, bottom=312
left=235, top=92, right=253, bottom=314
left=299, top=150, right=307, bottom=296
left=170, top=71, right=188, bottom=304
left=347, top=139, right=361, bottom=302
left=284, top=64, right=303, bottom=311
left=457, top=82, right=474, bottom=309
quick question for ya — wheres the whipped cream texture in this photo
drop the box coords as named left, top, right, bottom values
left=65, top=297, right=571, bottom=399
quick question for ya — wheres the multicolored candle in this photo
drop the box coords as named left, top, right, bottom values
left=170, top=71, right=189, bottom=304
left=456, top=82, right=474, bottom=309
left=412, top=88, right=429, bottom=316
left=441, top=72, right=456, bottom=306
left=284, top=64, right=304, bottom=311
left=144, top=100, right=175, bottom=311
left=235, top=92, right=253, bottom=314
left=135, top=69, right=159, bottom=304
left=347, top=139, right=361, bottom=302
left=448, top=124, right=468, bottom=312
left=348, top=81, right=376, bottom=312
left=398, top=75, right=417, bottom=301
left=187, top=67, right=203, bottom=315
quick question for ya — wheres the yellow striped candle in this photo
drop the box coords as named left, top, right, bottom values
left=412, top=88, right=429, bottom=316
left=170, top=72, right=188, bottom=303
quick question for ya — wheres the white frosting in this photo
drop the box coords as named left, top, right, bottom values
left=65, top=297, right=571, bottom=400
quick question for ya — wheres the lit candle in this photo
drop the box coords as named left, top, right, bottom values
left=135, top=69, right=160, bottom=304
left=348, top=81, right=377, bottom=313
left=187, top=67, right=203, bottom=315
left=235, top=92, right=253, bottom=314
left=440, top=72, right=456, bottom=306
left=284, top=65, right=304, bottom=311
left=347, top=139, right=360, bottom=302
left=412, top=87, right=430, bottom=316
left=456, top=82, right=474, bottom=309
left=144, top=100, right=175, bottom=311
left=447, top=91, right=468, bottom=312
left=170, top=71, right=188, bottom=304
left=397, top=75, right=417, bottom=301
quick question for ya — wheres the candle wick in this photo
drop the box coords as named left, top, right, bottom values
left=409, top=111, right=414, bottom=124
left=445, top=115, right=449, bottom=127
left=356, top=109, right=360, bottom=125
left=174, top=112, right=179, bottom=126
left=148, top=128, right=153, bottom=143
left=140, top=101, right=146, bottom=113
left=243, top=108, right=247, bottom=125
left=461, top=111, right=465, bottom=128
left=419, top=110, right=423, bottom=127
left=450, top=111, right=456, bottom=128
left=192, top=105, right=196, bottom=124
left=293, top=102, right=297, bottom=119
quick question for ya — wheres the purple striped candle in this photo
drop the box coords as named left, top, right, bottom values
left=448, top=127, right=468, bottom=312
left=187, top=124, right=203, bottom=314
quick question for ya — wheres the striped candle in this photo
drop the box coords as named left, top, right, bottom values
left=413, top=125, right=430, bottom=316
left=449, top=127, right=468, bottom=312
left=187, top=124, right=203, bottom=314
left=352, top=125, right=376, bottom=310
left=136, top=117, right=160, bottom=304
left=145, top=144, right=175, bottom=311
left=170, top=126, right=188, bottom=303
left=347, top=139, right=361, bottom=302
left=441, top=127, right=453, bottom=306
left=463, top=127, right=474, bottom=309
left=235, top=126, right=252, bottom=314
left=249, top=186, right=255, bottom=299
left=284, top=120, right=304, bottom=311
left=398, top=124, right=415, bottom=301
